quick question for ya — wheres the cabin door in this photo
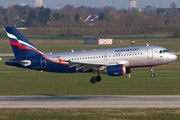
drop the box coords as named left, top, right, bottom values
left=147, top=48, right=153, bottom=59
left=41, top=57, right=47, bottom=68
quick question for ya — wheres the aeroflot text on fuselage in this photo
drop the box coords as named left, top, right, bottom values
left=114, top=48, right=140, bottom=52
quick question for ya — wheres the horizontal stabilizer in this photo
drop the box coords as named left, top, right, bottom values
left=6, top=60, right=31, bottom=66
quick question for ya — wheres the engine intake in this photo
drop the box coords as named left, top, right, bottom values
left=106, top=64, right=126, bottom=76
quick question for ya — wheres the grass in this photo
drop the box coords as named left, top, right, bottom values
left=0, top=108, right=180, bottom=120
left=1, top=37, right=180, bottom=53
left=0, top=37, right=180, bottom=95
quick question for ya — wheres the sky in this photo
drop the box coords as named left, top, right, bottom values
left=1, top=0, right=180, bottom=9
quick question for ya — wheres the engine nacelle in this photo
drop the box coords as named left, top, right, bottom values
left=106, top=64, right=126, bottom=76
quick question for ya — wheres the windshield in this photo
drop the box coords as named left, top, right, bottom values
left=160, top=50, right=169, bottom=53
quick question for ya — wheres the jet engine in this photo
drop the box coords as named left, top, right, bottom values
left=106, top=64, right=126, bottom=76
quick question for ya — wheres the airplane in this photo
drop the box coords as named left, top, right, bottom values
left=5, top=27, right=177, bottom=84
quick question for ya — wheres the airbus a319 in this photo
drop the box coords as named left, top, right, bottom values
left=5, top=27, right=177, bottom=84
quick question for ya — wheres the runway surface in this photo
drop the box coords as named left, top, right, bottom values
left=0, top=54, right=14, bottom=57
left=0, top=95, right=180, bottom=108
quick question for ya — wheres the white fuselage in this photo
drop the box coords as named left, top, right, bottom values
left=44, top=46, right=177, bottom=68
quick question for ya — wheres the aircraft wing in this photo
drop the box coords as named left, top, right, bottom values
left=64, top=60, right=119, bottom=71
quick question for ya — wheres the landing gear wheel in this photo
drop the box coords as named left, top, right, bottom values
left=90, top=77, right=97, bottom=84
left=151, top=73, right=155, bottom=78
left=149, top=67, right=155, bottom=78
left=96, top=75, right=102, bottom=82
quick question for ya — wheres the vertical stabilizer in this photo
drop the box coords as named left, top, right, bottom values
left=5, top=27, right=43, bottom=58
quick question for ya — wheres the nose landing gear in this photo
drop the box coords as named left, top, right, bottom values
left=150, top=67, right=155, bottom=78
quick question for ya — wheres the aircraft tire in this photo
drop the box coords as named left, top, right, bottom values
left=90, top=77, right=97, bottom=84
left=151, top=73, right=155, bottom=78
left=96, top=75, right=102, bottom=82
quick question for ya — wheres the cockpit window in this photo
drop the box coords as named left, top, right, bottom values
left=160, top=50, right=169, bottom=53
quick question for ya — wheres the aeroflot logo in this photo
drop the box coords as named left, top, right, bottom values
left=115, top=48, right=139, bottom=52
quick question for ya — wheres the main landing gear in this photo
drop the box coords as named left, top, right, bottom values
left=90, top=71, right=102, bottom=84
left=150, top=67, right=155, bottom=78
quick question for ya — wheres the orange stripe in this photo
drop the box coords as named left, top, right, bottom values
left=122, top=64, right=124, bottom=75
left=44, top=57, right=68, bottom=65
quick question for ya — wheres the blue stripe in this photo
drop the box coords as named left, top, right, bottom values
left=9, top=37, right=18, bottom=42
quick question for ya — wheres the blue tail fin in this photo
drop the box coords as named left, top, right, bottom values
left=6, top=27, right=43, bottom=58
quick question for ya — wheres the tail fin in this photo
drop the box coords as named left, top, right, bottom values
left=6, top=27, right=43, bottom=58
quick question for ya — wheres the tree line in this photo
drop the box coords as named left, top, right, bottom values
left=0, top=4, right=180, bottom=37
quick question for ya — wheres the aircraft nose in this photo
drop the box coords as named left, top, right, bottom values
left=170, top=53, right=177, bottom=61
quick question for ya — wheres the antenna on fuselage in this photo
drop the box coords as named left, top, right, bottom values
left=71, top=49, right=74, bottom=52
left=146, top=43, right=149, bottom=46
